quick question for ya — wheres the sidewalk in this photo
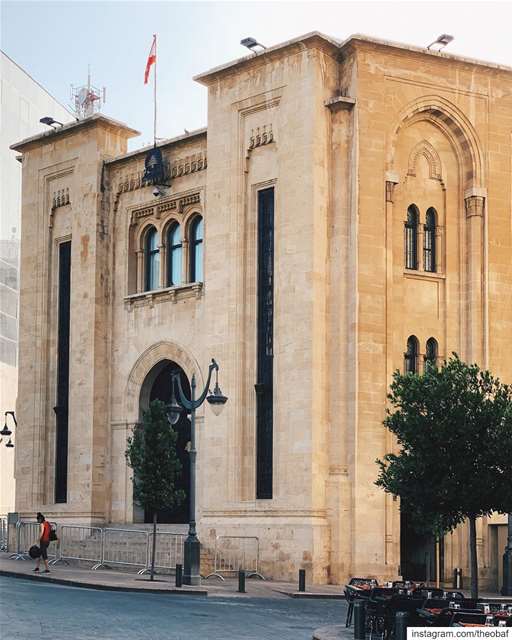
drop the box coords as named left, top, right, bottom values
left=0, top=553, right=345, bottom=599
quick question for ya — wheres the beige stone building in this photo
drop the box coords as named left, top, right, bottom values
left=11, top=33, right=512, bottom=589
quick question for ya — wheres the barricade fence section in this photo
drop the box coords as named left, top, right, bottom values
left=93, top=528, right=150, bottom=573
left=0, top=516, right=7, bottom=551
left=205, top=535, right=265, bottom=581
left=10, top=521, right=58, bottom=561
left=150, top=532, right=185, bottom=573
left=52, top=525, right=103, bottom=566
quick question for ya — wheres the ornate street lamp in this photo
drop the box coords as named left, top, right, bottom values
left=1, top=411, right=16, bottom=448
left=168, top=359, right=227, bottom=585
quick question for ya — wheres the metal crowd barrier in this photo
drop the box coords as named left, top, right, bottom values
left=92, top=528, right=150, bottom=573
left=0, top=516, right=7, bottom=551
left=51, top=525, right=103, bottom=566
left=205, top=535, right=265, bottom=581
left=10, top=521, right=58, bottom=561
left=149, top=531, right=185, bottom=573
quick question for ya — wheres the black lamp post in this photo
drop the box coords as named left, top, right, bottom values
left=167, top=359, right=227, bottom=586
left=502, top=513, right=512, bottom=595
left=1, top=411, right=16, bottom=448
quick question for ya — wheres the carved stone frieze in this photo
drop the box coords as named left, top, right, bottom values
left=248, top=124, right=274, bottom=151
left=170, top=152, right=207, bottom=178
left=130, top=192, right=201, bottom=225
left=52, top=187, right=70, bottom=209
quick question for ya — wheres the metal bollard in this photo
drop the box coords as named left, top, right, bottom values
left=175, top=563, right=183, bottom=588
left=453, top=567, right=463, bottom=589
left=395, top=611, right=409, bottom=640
left=238, top=569, right=246, bottom=593
left=298, top=569, right=306, bottom=592
left=353, top=600, right=366, bottom=640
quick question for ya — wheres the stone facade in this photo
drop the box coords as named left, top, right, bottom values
left=11, top=33, right=512, bottom=588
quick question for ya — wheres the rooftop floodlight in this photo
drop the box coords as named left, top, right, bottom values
left=427, top=34, right=454, bottom=51
left=240, top=37, right=267, bottom=53
left=39, top=116, right=63, bottom=128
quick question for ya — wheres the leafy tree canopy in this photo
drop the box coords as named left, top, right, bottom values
left=376, top=354, right=512, bottom=538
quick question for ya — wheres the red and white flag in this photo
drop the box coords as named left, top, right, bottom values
left=144, top=35, right=156, bottom=84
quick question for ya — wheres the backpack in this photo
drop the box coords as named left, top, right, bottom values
left=48, top=523, right=58, bottom=542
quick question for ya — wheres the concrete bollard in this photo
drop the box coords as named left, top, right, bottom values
left=175, top=563, right=183, bottom=588
left=353, top=600, right=366, bottom=640
left=395, top=611, right=410, bottom=640
left=453, top=567, right=463, bottom=589
left=238, top=569, right=246, bottom=593
left=298, top=569, right=306, bottom=592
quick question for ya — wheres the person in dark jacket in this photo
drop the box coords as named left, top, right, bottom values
left=33, top=512, right=51, bottom=573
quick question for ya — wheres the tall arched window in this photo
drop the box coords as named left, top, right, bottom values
left=167, top=223, right=182, bottom=286
left=189, top=216, right=203, bottom=282
left=404, top=335, right=419, bottom=374
left=144, top=226, right=160, bottom=291
left=425, top=337, right=438, bottom=369
left=424, top=208, right=437, bottom=272
left=405, top=205, right=419, bottom=270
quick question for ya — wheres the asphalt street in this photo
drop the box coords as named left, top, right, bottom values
left=0, top=575, right=346, bottom=639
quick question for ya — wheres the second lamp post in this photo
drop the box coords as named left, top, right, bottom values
left=166, top=358, right=227, bottom=586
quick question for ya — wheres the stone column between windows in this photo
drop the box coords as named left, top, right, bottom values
left=181, top=239, right=189, bottom=284
left=159, top=243, right=166, bottom=289
left=418, top=220, right=425, bottom=271
left=136, top=250, right=144, bottom=293
left=464, top=192, right=485, bottom=365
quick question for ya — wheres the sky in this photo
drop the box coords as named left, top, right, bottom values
left=1, top=0, right=511, bottom=150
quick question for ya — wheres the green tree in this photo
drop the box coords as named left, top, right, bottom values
left=376, top=355, right=512, bottom=598
left=126, top=399, right=185, bottom=581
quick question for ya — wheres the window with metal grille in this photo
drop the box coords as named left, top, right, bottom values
left=405, top=205, right=419, bottom=270
left=144, top=226, right=160, bottom=291
left=166, top=223, right=182, bottom=286
left=404, top=335, right=419, bottom=374
left=425, top=337, right=438, bottom=369
left=424, top=208, right=437, bottom=272
left=189, top=216, right=203, bottom=283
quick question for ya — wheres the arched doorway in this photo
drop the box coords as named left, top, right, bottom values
left=138, top=360, right=191, bottom=524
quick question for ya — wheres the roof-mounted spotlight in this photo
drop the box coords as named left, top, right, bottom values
left=240, top=37, right=267, bottom=54
left=427, top=34, right=454, bottom=51
left=40, top=116, right=63, bottom=129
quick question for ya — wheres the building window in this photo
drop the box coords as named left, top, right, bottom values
left=425, top=337, right=438, bottom=369
left=189, top=216, right=203, bottom=282
left=424, top=208, right=437, bottom=272
left=144, top=226, right=160, bottom=291
left=167, top=223, right=182, bottom=286
left=405, top=205, right=419, bottom=270
left=404, top=335, right=419, bottom=374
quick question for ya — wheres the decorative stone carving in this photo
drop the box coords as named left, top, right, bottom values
left=170, top=152, right=207, bottom=178
left=248, top=124, right=274, bottom=151
left=52, top=187, right=70, bottom=209
left=407, top=140, right=442, bottom=180
left=464, top=195, right=485, bottom=218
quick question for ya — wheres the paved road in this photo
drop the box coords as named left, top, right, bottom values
left=0, top=576, right=346, bottom=639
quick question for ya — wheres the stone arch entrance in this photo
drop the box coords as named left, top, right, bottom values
left=138, top=360, right=191, bottom=524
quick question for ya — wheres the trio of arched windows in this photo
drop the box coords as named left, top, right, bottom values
left=143, top=216, right=203, bottom=292
left=405, top=205, right=437, bottom=272
left=404, top=335, right=439, bottom=374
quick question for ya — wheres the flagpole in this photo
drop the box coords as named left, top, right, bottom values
left=153, top=34, right=157, bottom=147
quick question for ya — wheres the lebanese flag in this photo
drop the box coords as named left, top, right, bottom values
left=144, top=35, right=156, bottom=84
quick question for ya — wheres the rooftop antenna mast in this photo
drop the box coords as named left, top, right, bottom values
left=70, top=66, right=106, bottom=119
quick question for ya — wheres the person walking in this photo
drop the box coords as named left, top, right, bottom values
left=33, top=512, right=51, bottom=573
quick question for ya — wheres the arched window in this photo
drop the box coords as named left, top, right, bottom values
left=424, top=208, right=437, bottom=272
left=425, top=337, right=438, bottom=369
left=189, top=216, right=203, bottom=282
left=167, top=223, right=182, bottom=286
left=404, top=335, right=419, bottom=374
left=405, top=205, right=419, bottom=270
left=144, top=226, right=160, bottom=291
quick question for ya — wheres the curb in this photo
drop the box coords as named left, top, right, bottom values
left=0, top=569, right=208, bottom=596
left=312, top=625, right=348, bottom=640
left=275, top=590, right=345, bottom=600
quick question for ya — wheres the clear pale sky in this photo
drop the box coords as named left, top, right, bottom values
left=1, top=0, right=511, bottom=149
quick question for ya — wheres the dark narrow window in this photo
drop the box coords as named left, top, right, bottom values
left=167, top=223, right=182, bottom=286
left=425, top=337, right=438, bottom=369
left=405, top=205, right=419, bottom=270
left=55, top=241, right=71, bottom=503
left=255, top=187, right=274, bottom=499
left=424, top=208, right=437, bottom=272
left=404, top=335, right=419, bottom=374
left=144, top=226, right=160, bottom=291
left=189, top=216, right=204, bottom=282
